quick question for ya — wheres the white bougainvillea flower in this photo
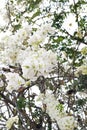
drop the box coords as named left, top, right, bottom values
left=43, top=91, right=66, bottom=119
left=0, top=24, right=31, bottom=65
left=57, top=116, right=75, bottom=130
left=37, top=91, right=76, bottom=130
left=21, top=48, right=57, bottom=81
left=5, top=72, right=25, bottom=93
left=76, top=65, right=87, bottom=76
left=6, top=115, right=19, bottom=130
left=28, top=22, right=55, bottom=47
left=0, top=22, right=55, bottom=65
left=62, top=14, right=78, bottom=35
left=38, top=91, right=66, bottom=119
left=81, top=47, right=87, bottom=55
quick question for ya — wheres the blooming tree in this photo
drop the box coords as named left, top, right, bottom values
left=0, top=0, right=87, bottom=130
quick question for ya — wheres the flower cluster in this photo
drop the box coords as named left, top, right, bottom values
left=0, top=22, right=57, bottom=92
left=38, top=91, right=76, bottom=130
left=5, top=72, right=25, bottom=93
left=58, top=116, right=75, bottom=130
left=76, top=65, right=87, bottom=75
left=0, top=22, right=55, bottom=64
left=21, top=48, right=57, bottom=81
left=6, top=115, right=19, bottom=130
left=81, top=47, right=87, bottom=55
left=28, top=23, right=55, bottom=47
left=62, top=14, right=78, bottom=35
left=76, top=47, right=87, bottom=76
left=0, top=24, right=32, bottom=65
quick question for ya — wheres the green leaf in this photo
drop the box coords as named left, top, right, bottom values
left=31, top=9, right=41, bottom=20
left=55, top=36, right=65, bottom=43
left=13, top=24, right=21, bottom=32
left=17, top=97, right=26, bottom=109
left=78, top=75, right=87, bottom=91
left=56, top=103, right=64, bottom=112
left=77, top=99, right=86, bottom=106
left=53, top=12, right=66, bottom=28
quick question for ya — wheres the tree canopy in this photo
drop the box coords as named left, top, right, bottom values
left=0, top=0, right=87, bottom=130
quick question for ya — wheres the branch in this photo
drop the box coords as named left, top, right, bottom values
left=0, top=92, right=15, bottom=107
left=63, top=29, right=87, bottom=45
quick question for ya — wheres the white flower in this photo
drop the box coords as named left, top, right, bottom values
left=38, top=91, right=66, bottom=120
left=58, top=116, right=75, bottom=130
left=43, top=92, right=66, bottom=120
left=0, top=24, right=32, bottom=65
left=28, top=22, right=55, bottom=47
left=38, top=91, right=76, bottom=130
left=6, top=115, right=19, bottom=130
left=76, top=65, right=87, bottom=75
left=21, top=48, right=57, bottom=81
left=62, top=14, right=78, bottom=35
left=40, top=22, right=55, bottom=35
left=0, top=35, right=21, bottom=65
left=28, top=31, right=45, bottom=47
left=76, top=92, right=87, bottom=99
left=5, top=72, right=25, bottom=93
left=1, top=47, right=19, bottom=65
left=0, top=6, right=10, bottom=26
left=81, top=47, right=87, bottom=55
left=15, top=24, right=32, bottom=43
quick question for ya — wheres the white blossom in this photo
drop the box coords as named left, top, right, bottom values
left=58, top=116, right=75, bottom=130
left=43, top=92, right=66, bottom=120
left=15, top=24, right=32, bottom=43
left=6, top=115, right=19, bottom=130
left=21, top=48, right=57, bottom=81
left=76, top=65, right=87, bottom=76
left=62, top=14, right=78, bottom=35
left=37, top=91, right=76, bottom=130
left=0, top=24, right=32, bottom=65
left=5, top=72, right=25, bottom=93
left=28, top=23, right=55, bottom=47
